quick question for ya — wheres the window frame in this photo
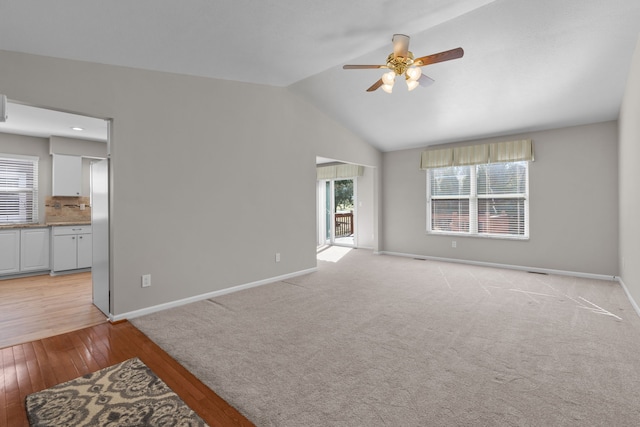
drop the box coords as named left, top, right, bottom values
left=426, top=161, right=529, bottom=240
left=0, top=153, right=39, bottom=225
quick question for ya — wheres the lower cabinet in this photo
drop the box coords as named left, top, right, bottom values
left=0, top=228, right=50, bottom=276
left=20, top=228, right=50, bottom=272
left=0, top=229, right=21, bottom=275
left=51, top=226, right=92, bottom=272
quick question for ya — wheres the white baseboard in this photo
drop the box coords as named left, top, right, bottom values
left=111, top=267, right=318, bottom=322
left=617, top=277, right=640, bottom=318
left=379, top=251, right=618, bottom=282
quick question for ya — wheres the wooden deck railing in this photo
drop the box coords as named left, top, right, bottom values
left=335, top=212, right=354, bottom=237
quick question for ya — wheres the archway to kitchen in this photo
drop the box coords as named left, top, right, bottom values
left=0, top=99, right=112, bottom=347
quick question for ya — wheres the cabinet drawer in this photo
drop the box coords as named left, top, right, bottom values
left=52, top=225, right=92, bottom=236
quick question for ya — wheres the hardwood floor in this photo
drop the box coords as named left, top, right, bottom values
left=0, top=321, right=255, bottom=426
left=0, top=272, right=108, bottom=349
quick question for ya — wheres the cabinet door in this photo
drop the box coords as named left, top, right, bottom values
left=52, top=154, right=82, bottom=196
left=52, top=235, right=78, bottom=271
left=0, top=230, right=20, bottom=275
left=76, top=233, right=93, bottom=269
left=20, top=228, right=50, bottom=272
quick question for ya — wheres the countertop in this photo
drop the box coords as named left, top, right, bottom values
left=0, top=221, right=91, bottom=230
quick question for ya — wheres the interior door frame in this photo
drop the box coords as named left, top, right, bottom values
left=317, top=178, right=357, bottom=248
left=4, top=99, right=114, bottom=317
left=91, top=156, right=110, bottom=315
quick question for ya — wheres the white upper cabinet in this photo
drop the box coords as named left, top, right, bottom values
left=52, top=154, right=82, bottom=196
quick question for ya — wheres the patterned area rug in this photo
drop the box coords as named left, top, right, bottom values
left=25, top=357, right=209, bottom=426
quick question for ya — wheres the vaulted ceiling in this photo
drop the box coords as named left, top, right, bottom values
left=1, top=0, right=639, bottom=151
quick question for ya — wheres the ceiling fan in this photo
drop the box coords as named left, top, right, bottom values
left=343, top=34, right=464, bottom=93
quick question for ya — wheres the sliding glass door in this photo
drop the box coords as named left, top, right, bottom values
left=318, top=178, right=356, bottom=247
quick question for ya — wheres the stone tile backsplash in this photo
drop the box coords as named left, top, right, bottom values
left=45, top=196, right=91, bottom=223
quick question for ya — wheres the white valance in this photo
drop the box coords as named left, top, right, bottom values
left=317, top=164, right=364, bottom=180
left=489, top=139, right=534, bottom=163
left=420, top=139, right=533, bottom=169
left=453, top=144, right=489, bottom=166
left=420, top=148, right=453, bottom=169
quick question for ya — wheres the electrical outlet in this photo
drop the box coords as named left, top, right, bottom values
left=275, top=253, right=281, bottom=262
left=142, top=274, right=151, bottom=287
left=452, top=241, right=457, bottom=248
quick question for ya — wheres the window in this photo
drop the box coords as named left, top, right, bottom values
left=427, top=161, right=528, bottom=238
left=0, top=154, right=39, bottom=224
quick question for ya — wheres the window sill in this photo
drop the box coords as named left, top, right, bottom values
left=426, top=230, right=529, bottom=241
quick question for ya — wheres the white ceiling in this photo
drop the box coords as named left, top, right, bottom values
left=0, top=102, right=108, bottom=142
left=1, top=0, right=639, bottom=151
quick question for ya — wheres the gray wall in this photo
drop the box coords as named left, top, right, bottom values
left=382, top=121, right=618, bottom=276
left=619, top=36, right=640, bottom=306
left=0, top=50, right=381, bottom=316
left=356, top=166, right=375, bottom=249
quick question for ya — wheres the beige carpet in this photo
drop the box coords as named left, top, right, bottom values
left=132, top=249, right=640, bottom=426
left=25, top=357, right=208, bottom=426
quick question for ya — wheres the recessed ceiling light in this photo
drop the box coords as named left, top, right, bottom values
left=71, top=126, right=84, bottom=131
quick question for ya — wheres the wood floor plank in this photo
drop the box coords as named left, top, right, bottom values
left=22, top=342, right=46, bottom=393
left=68, top=332, right=102, bottom=374
left=12, top=345, right=34, bottom=403
left=1, top=274, right=252, bottom=426
left=1, top=322, right=254, bottom=426
left=30, top=340, right=58, bottom=389
left=0, top=272, right=108, bottom=349
left=0, top=348, right=8, bottom=427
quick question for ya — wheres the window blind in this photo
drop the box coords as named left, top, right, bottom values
left=476, top=162, right=528, bottom=236
left=427, top=161, right=528, bottom=238
left=0, top=154, right=39, bottom=224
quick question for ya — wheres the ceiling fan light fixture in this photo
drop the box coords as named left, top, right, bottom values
left=342, top=34, right=464, bottom=93
left=406, top=80, right=420, bottom=91
left=382, top=71, right=396, bottom=86
left=406, top=66, right=422, bottom=81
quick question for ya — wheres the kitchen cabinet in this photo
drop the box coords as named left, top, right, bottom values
left=51, top=225, right=92, bottom=272
left=0, top=227, right=50, bottom=275
left=0, top=229, right=20, bottom=275
left=52, top=154, right=82, bottom=196
left=20, top=228, right=50, bottom=272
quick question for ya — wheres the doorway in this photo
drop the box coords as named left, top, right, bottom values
left=0, top=99, right=111, bottom=319
left=318, top=178, right=357, bottom=247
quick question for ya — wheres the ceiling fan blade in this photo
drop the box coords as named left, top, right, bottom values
left=366, top=78, right=384, bottom=92
left=392, top=34, right=410, bottom=58
left=418, top=74, right=435, bottom=87
left=414, top=47, right=464, bottom=67
left=343, top=64, right=387, bottom=70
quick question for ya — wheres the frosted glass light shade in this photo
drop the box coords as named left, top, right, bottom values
left=381, top=84, right=393, bottom=93
left=382, top=71, right=396, bottom=85
left=406, top=67, right=422, bottom=81
left=406, top=80, right=420, bottom=91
